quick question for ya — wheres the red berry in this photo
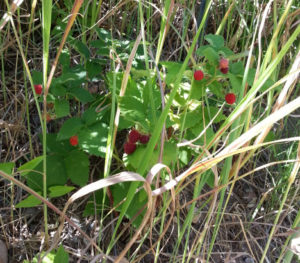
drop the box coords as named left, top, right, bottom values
left=128, top=129, right=140, bottom=143
left=220, top=67, right=229, bottom=74
left=139, top=134, right=150, bottom=144
left=225, top=93, right=236, bottom=104
left=69, top=135, right=78, bottom=146
left=193, top=70, right=204, bottom=81
left=124, top=142, right=136, bottom=155
left=34, top=84, right=43, bottom=95
left=219, top=58, right=229, bottom=74
left=219, top=58, right=229, bottom=69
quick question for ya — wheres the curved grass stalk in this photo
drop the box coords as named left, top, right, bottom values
left=260, top=141, right=300, bottom=262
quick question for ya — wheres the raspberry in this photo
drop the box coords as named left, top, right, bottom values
left=220, top=67, right=229, bottom=74
left=219, top=58, right=229, bottom=74
left=128, top=129, right=140, bottom=143
left=34, top=84, right=43, bottom=95
left=193, top=70, right=204, bottom=81
left=225, top=93, right=236, bottom=105
left=124, top=142, right=136, bottom=155
left=69, top=135, right=78, bottom=146
left=139, top=134, right=150, bottom=144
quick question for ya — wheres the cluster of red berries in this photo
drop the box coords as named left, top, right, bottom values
left=193, top=58, right=236, bottom=105
left=124, top=129, right=150, bottom=155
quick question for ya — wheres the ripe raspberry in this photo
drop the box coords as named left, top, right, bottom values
left=193, top=70, right=204, bottom=81
left=220, top=67, right=229, bottom=74
left=124, top=142, right=136, bottom=155
left=139, top=134, right=150, bottom=144
left=128, top=129, right=140, bottom=143
left=225, top=93, right=236, bottom=105
left=219, top=58, right=229, bottom=74
left=34, top=84, right=43, bottom=95
left=69, top=135, right=78, bottom=146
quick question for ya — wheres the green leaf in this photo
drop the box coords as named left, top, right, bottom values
left=202, top=47, right=219, bottom=65
left=119, top=96, right=149, bottom=130
left=208, top=81, right=224, bottom=98
left=190, top=80, right=205, bottom=100
left=204, top=34, right=224, bottom=48
left=15, top=194, right=42, bottom=208
left=228, top=73, right=243, bottom=94
left=72, top=40, right=90, bottom=59
left=57, top=117, right=83, bottom=141
left=196, top=45, right=210, bottom=57
left=48, top=185, right=75, bottom=198
left=64, top=150, right=89, bottom=186
left=78, top=122, right=108, bottom=157
left=54, top=246, right=69, bottom=263
left=217, top=46, right=234, bottom=57
left=230, top=61, right=244, bottom=75
left=23, top=155, right=67, bottom=191
left=44, top=133, right=73, bottom=154
left=179, top=109, right=202, bottom=129
left=125, top=142, right=177, bottom=171
left=86, top=59, right=102, bottom=79
left=82, top=107, right=104, bottom=126
left=0, top=162, right=15, bottom=175
left=32, top=71, right=43, bottom=85
left=59, top=49, right=70, bottom=72
left=18, top=156, right=44, bottom=176
left=69, top=86, right=94, bottom=103
left=160, top=61, right=184, bottom=85
left=54, top=100, right=70, bottom=118
left=55, top=70, right=86, bottom=84
left=50, top=84, right=67, bottom=96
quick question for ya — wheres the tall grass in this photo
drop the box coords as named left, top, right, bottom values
left=0, top=0, right=299, bottom=262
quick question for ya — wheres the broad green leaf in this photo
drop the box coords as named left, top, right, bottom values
left=64, top=150, right=89, bottom=186
left=56, top=70, right=86, bottom=84
left=160, top=61, right=184, bottom=85
left=69, top=86, right=94, bottom=103
left=59, top=49, right=70, bottom=72
left=202, top=47, right=219, bottom=65
left=78, top=122, right=108, bottom=157
left=208, top=81, right=224, bottom=98
left=32, top=71, right=43, bottom=85
left=119, top=96, right=149, bottom=130
left=230, top=61, right=244, bottom=75
left=15, top=194, right=42, bottom=208
left=50, top=84, right=67, bottom=96
left=179, top=109, right=202, bottom=129
left=196, top=45, right=210, bottom=57
left=54, top=99, right=70, bottom=118
left=82, top=107, right=104, bottom=126
left=57, top=117, right=83, bottom=141
left=125, top=142, right=177, bottom=171
left=190, top=80, right=205, bottom=100
left=228, top=73, right=243, bottom=94
left=18, top=156, right=44, bottom=176
left=217, top=46, right=234, bottom=57
left=86, top=59, right=102, bottom=79
left=54, top=246, right=69, bottom=263
left=43, top=133, right=73, bottom=154
left=204, top=34, right=224, bottom=48
left=24, top=155, right=67, bottom=191
left=48, top=185, right=75, bottom=198
left=72, top=40, right=90, bottom=59
left=0, top=162, right=15, bottom=175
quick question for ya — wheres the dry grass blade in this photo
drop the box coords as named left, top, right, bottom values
left=0, top=0, right=24, bottom=31
left=54, top=171, right=153, bottom=263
